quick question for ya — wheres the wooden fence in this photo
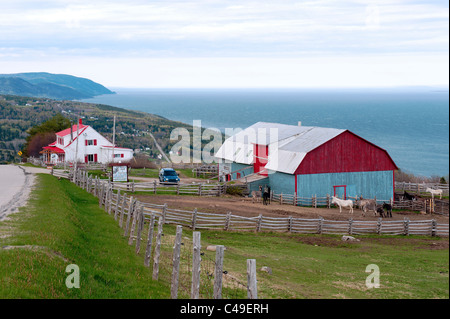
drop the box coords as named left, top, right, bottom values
left=64, top=168, right=258, bottom=299
left=395, top=182, right=449, bottom=196
left=58, top=169, right=449, bottom=238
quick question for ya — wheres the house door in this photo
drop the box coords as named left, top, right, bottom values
left=333, top=185, right=346, bottom=199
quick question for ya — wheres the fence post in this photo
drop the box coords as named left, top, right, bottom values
left=377, top=218, right=382, bottom=235
left=247, top=259, right=258, bottom=299
left=327, top=194, right=330, bottom=209
left=114, top=190, right=121, bottom=220
left=98, top=184, right=104, bottom=208
left=144, top=214, right=155, bottom=267
left=135, top=206, right=145, bottom=254
left=213, top=245, right=224, bottom=299
left=256, top=214, right=262, bottom=232
left=280, top=193, right=283, bottom=205
left=224, top=212, right=231, bottom=231
left=119, top=193, right=127, bottom=228
left=154, top=180, right=157, bottom=194
left=192, top=208, right=198, bottom=230
left=431, top=219, right=437, bottom=237
left=199, top=184, right=202, bottom=196
left=317, top=217, right=323, bottom=234
left=123, top=197, right=135, bottom=237
left=162, top=203, right=167, bottom=224
left=191, top=231, right=201, bottom=299
left=171, top=225, right=183, bottom=299
left=128, top=203, right=139, bottom=245
left=107, top=188, right=113, bottom=215
left=348, top=218, right=353, bottom=235
left=152, top=216, right=164, bottom=280
left=288, top=216, right=293, bottom=233
left=404, top=218, right=410, bottom=236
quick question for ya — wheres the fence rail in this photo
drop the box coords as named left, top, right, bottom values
left=61, top=169, right=450, bottom=238
left=395, top=181, right=449, bottom=196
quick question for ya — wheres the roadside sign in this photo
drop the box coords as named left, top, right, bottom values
left=18, top=151, right=22, bottom=156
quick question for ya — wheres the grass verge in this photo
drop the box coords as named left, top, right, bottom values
left=0, top=174, right=170, bottom=298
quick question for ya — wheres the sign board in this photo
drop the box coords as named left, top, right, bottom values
left=218, top=163, right=231, bottom=182
left=112, top=165, right=128, bottom=182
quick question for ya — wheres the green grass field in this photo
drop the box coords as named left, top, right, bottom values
left=0, top=174, right=170, bottom=298
left=0, top=174, right=448, bottom=299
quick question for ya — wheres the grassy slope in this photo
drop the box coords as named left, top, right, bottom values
left=0, top=174, right=170, bottom=298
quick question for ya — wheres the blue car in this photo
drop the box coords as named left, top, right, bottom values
left=159, top=168, right=180, bottom=184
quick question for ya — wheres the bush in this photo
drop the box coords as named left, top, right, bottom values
left=226, top=185, right=243, bottom=196
left=129, top=154, right=158, bottom=169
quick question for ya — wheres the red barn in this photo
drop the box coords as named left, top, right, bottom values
left=216, top=122, right=398, bottom=201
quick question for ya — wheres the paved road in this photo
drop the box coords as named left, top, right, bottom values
left=0, top=165, right=46, bottom=220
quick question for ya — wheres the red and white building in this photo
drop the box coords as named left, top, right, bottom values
left=40, top=119, right=134, bottom=165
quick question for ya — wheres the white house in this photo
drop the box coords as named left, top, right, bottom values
left=40, top=119, right=134, bottom=165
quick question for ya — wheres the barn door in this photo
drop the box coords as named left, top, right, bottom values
left=253, top=144, right=268, bottom=176
left=333, top=185, right=346, bottom=199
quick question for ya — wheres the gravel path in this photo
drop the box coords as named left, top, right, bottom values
left=0, top=165, right=44, bottom=221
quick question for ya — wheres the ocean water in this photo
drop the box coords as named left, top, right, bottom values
left=80, top=88, right=449, bottom=177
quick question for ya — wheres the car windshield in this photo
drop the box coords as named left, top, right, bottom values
left=164, top=171, right=177, bottom=176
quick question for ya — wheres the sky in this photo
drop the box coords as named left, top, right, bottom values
left=0, top=0, right=448, bottom=88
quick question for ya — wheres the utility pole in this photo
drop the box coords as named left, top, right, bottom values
left=73, top=118, right=79, bottom=183
left=112, top=115, right=116, bottom=164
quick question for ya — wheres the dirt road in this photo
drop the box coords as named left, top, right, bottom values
left=0, top=165, right=49, bottom=221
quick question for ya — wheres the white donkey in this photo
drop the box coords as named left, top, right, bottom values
left=426, top=187, right=443, bottom=199
left=332, top=196, right=354, bottom=214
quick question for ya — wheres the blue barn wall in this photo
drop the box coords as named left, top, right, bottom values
left=296, top=170, right=394, bottom=200
left=231, top=162, right=254, bottom=180
left=268, top=170, right=295, bottom=195
left=248, top=177, right=270, bottom=193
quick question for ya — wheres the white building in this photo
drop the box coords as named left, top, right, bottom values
left=41, top=119, right=134, bottom=165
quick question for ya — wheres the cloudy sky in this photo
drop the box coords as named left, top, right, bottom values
left=0, top=0, right=448, bottom=88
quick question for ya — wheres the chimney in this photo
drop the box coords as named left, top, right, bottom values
left=298, top=121, right=302, bottom=127
left=79, top=118, right=83, bottom=125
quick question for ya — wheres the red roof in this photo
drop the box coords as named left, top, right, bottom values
left=42, top=146, right=65, bottom=154
left=56, top=124, right=88, bottom=137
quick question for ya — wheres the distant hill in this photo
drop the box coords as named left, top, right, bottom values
left=0, top=72, right=114, bottom=100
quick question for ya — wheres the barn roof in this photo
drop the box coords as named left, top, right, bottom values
left=215, top=122, right=345, bottom=173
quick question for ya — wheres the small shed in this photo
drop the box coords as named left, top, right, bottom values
left=215, top=122, right=398, bottom=201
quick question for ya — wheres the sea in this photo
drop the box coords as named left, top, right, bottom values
left=80, top=88, right=449, bottom=178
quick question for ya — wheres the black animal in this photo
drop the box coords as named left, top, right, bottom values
left=403, top=191, right=416, bottom=201
left=263, top=186, right=271, bottom=205
left=376, top=207, right=385, bottom=218
left=382, top=202, right=392, bottom=218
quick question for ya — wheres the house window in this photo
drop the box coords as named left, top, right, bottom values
left=87, top=154, right=96, bottom=162
left=86, top=139, right=97, bottom=146
left=114, top=154, right=123, bottom=158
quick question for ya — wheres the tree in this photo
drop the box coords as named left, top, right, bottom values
left=22, top=114, right=71, bottom=157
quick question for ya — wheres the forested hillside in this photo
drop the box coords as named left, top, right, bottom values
left=0, top=94, right=194, bottom=163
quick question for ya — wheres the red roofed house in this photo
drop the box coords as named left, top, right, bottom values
left=40, top=119, right=133, bottom=165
